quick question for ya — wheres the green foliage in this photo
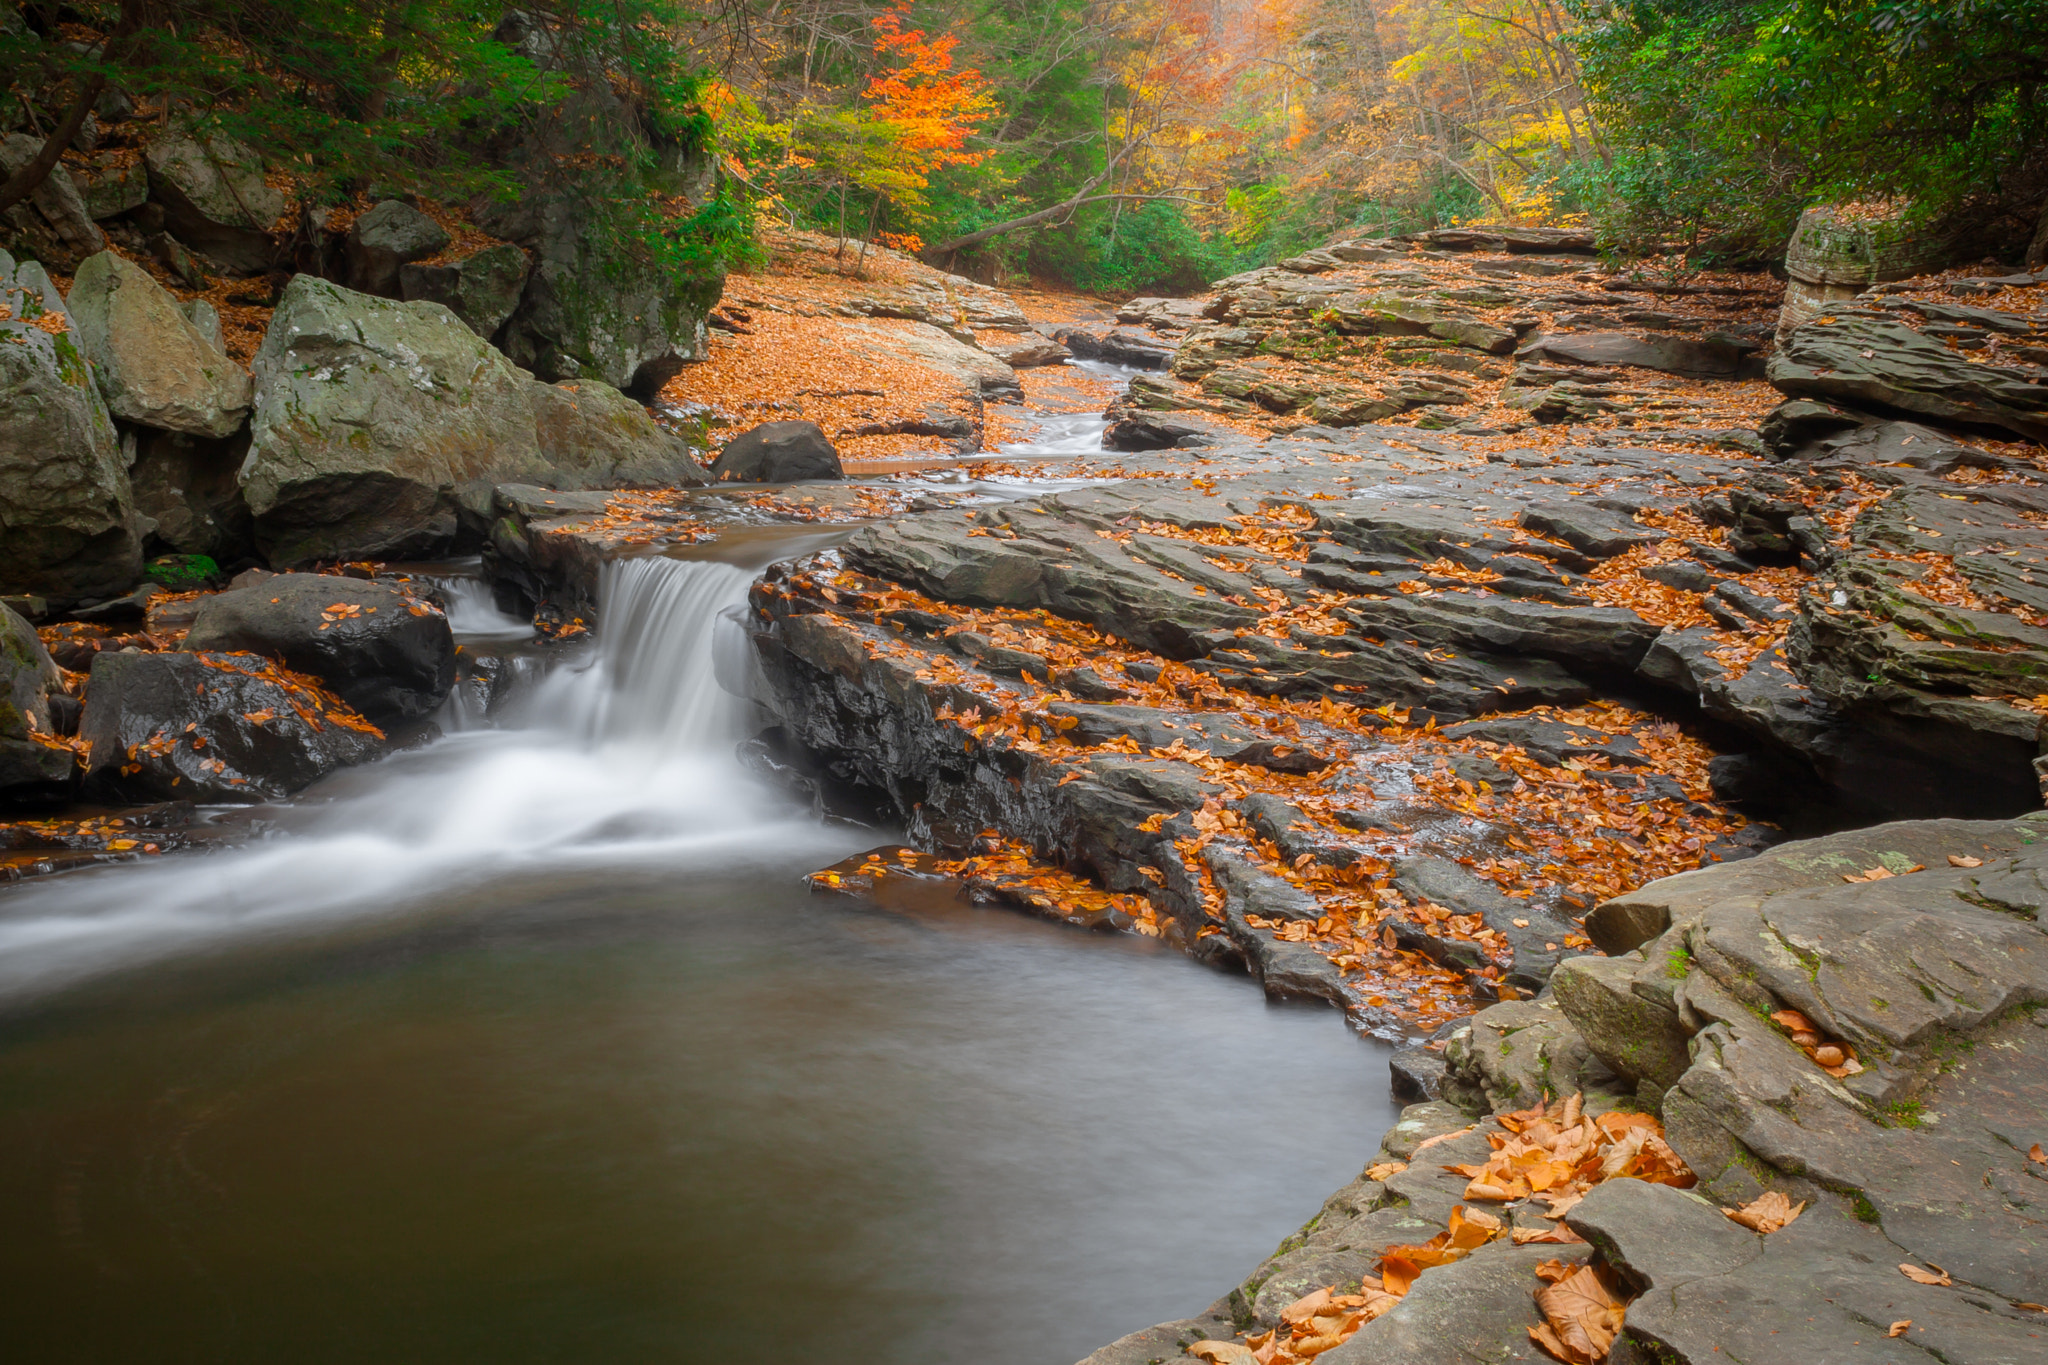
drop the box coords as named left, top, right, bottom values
left=1026, top=200, right=1233, bottom=296
left=1572, top=0, right=2048, bottom=258
left=146, top=554, right=220, bottom=589
left=3, top=1, right=745, bottom=273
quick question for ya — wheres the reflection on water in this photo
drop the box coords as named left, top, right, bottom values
left=0, top=546, right=1397, bottom=1364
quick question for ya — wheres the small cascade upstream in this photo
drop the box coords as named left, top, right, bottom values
left=0, top=555, right=844, bottom=1002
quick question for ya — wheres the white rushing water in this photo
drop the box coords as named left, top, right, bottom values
left=0, top=555, right=856, bottom=1001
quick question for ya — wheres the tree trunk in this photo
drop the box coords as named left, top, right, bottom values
left=2029, top=202, right=2048, bottom=269
left=0, top=2, right=141, bottom=218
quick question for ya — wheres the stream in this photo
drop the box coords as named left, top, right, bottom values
left=0, top=392, right=1398, bottom=1364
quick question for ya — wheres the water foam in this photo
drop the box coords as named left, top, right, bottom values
left=0, top=556, right=852, bottom=1000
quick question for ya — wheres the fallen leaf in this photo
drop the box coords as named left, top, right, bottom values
left=2029, top=1144, right=2044, bottom=1165
left=1888, top=1321, right=1911, bottom=1338
left=1899, top=1263, right=1952, bottom=1286
left=1724, top=1191, right=1806, bottom=1234
left=1186, top=1342, right=1257, bottom=1365
left=1948, top=854, right=1983, bottom=868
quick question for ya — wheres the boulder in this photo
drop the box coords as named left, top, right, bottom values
left=398, top=242, right=530, bottom=339
left=69, top=151, right=149, bottom=220
left=80, top=649, right=389, bottom=802
left=242, top=275, right=550, bottom=565
left=1779, top=204, right=1960, bottom=336
left=183, top=573, right=454, bottom=723
left=711, top=421, right=842, bottom=483
left=1, top=600, right=60, bottom=739
left=1318, top=1243, right=1591, bottom=1365
left=66, top=251, right=252, bottom=438
left=0, top=252, right=144, bottom=604
left=530, top=379, right=709, bottom=488
left=1439, top=996, right=1622, bottom=1114
left=345, top=200, right=451, bottom=298
left=0, top=133, right=106, bottom=268
left=1769, top=314, right=2048, bottom=442
left=141, top=123, right=286, bottom=275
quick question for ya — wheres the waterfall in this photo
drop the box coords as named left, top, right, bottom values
left=0, top=555, right=845, bottom=1002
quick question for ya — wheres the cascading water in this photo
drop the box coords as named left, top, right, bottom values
left=0, top=554, right=848, bottom=1003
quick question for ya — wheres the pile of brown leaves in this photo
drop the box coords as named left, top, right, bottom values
left=1447, top=1094, right=1694, bottom=1216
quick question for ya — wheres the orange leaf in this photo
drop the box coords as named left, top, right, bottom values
left=1899, top=1263, right=1951, bottom=1286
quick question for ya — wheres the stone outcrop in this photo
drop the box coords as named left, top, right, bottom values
left=1779, top=204, right=1963, bottom=336
left=80, top=650, right=389, bottom=802
left=241, top=275, right=549, bottom=565
left=531, top=379, right=710, bottom=489
left=399, top=243, right=531, bottom=340
left=66, top=250, right=251, bottom=438
left=141, top=122, right=286, bottom=276
left=0, top=252, right=143, bottom=604
left=183, top=573, right=456, bottom=723
left=125, top=427, right=254, bottom=561
left=1769, top=304, right=2048, bottom=442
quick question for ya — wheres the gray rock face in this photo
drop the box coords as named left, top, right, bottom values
left=1440, top=996, right=1623, bottom=1114
left=242, top=276, right=549, bottom=565
left=0, top=133, right=106, bottom=269
left=711, top=421, right=842, bottom=483
left=67, top=251, right=251, bottom=437
left=69, top=151, right=148, bottom=220
left=141, top=124, right=286, bottom=275
left=531, top=380, right=709, bottom=489
left=183, top=574, right=455, bottom=723
left=0, top=252, right=143, bottom=604
left=479, top=190, right=715, bottom=397
left=1770, top=311, right=2048, bottom=442
left=345, top=201, right=451, bottom=298
left=399, top=243, right=531, bottom=339
left=81, top=650, right=389, bottom=802
left=126, top=427, right=253, bottom=560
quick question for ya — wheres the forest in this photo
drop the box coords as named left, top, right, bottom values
left=7, top=0, right=2046, bottom=296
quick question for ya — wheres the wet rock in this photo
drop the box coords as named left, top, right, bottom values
left=398, top=242, right=532, bottom=340
left=242, top=275, right=549, bottom=565
left=1208, top=846, right=1353, bottom=1005
left=1345, top=592, right=1660, bottom=674
left=67, top=251, right=251, bottom=438
left=0, top=134, right=105, bottom=269
left=1388, top=1045, right=1448, bottom=1102
left=1770, top=313, right=2048, bottom=442
left=1057, top=325, right=1176, bottom=369
left=711, top=420, right=843, bottom=483
left=0, top=252, right=143, bottom=604
left=81, top=650, right=388, bottom=801
left=183, top=573, right=455, bottom=723
left=345, top=200, right=451, bottom=298
left=531, top=379, right=709, bottom=489
left=1072, top=1306, right=1237, bottom=1365
left=141, top=123, right=285, bottom=275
